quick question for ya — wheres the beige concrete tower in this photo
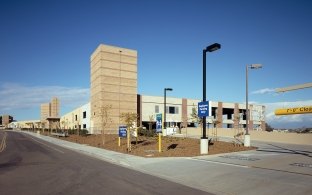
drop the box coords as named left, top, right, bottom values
left=50, top=97, right=60, bottom=117
left=90, top=44, right=137, bottom=133
left=40, top=103, right=50, bottom=121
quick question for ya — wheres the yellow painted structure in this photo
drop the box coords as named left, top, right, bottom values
left=275, top=106, right=312, bottom=115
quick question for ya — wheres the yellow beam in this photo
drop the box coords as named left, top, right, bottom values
left=275, top=106, right=312, bottom=115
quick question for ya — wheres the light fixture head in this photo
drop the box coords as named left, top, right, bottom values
left=206, top=43, right=221, bottom=52
left=250, top=64, right=263, bottom=69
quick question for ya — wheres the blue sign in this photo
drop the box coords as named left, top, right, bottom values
left=198, top=101, right=210, bottom=117
left=119, top=125, right=127, bottom=138
left=156, top=113, right=162, bottom=133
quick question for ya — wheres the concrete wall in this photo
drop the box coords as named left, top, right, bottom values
left=181, top=127, right=312, bottom=145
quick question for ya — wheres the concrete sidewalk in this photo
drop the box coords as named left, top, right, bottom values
left=20, top=130, right=312, bottom=195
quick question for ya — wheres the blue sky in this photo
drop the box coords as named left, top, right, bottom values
left=0, top=0, right=311, bottom=128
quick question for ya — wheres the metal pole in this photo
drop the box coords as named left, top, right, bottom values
left=203, top=49, right=207, bottom=138
left=164, top=89, right=166, bottom=129
left=246, top=65, right=249, bottom=135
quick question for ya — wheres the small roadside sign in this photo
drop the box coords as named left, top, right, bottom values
left=119, top=125, right=127, bottom=138
left=198, top=101, right=211, bottom=117
left=156, top=113, right=162, bottom=133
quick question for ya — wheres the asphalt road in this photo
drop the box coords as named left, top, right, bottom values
left=0, top=131, right=210, bottom=195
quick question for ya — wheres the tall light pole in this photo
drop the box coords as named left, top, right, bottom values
left=201, top=43, right=221, bottom=155
left=245, top=64, right=262, bottom=147
left=164, top=88, right=173, bottom=129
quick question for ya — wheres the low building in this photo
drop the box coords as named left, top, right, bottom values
left=61, top=94, right=265, bottom=134
left=8, top=120, right=40, bottom=129
left=60, top=103, right=90, bottom=132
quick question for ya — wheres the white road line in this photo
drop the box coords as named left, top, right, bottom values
left=28, top=135, right=65, bottom=154
left=190, top=158, right=249, bottom=168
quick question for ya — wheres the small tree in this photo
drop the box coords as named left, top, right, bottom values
left=98, top=105, right=112, bottom=146
left=61, top=120, right=65, bottom=130
left=120, top=112, right=138, bottom=152
left=148, top=114, right=154, bottom=135
left=191, top=104, right=202, bottom=127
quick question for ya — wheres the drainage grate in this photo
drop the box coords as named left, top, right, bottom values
left=220, top=155, right=260, bottom=161
left=290, top=163, right=312, bottom=168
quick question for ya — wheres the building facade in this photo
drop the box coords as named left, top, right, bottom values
left=60, top=103, right=90, bottom=131
left=90, top=44, right=138, bottom=134
left=58, top=95, right=265, bottom=134
left=138, top=95, right=266, bottom=131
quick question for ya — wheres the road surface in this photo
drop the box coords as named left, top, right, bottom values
left=0, top=131, right=210, bottom=195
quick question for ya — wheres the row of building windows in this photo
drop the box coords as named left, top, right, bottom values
left=74, top=111, right=87, bottom=121
left=155, top=105, right=179, bottom=114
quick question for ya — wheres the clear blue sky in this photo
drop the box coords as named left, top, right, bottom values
left=1, top=0, right=311, bottom=128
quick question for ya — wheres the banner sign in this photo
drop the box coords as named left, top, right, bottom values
left=118, top=125, right=127, bottom=138
left=156, top=113, right=162, bottom=133
left=198, top=101, right=211, bottom=117
left=275, top=106, right=312, bottom=115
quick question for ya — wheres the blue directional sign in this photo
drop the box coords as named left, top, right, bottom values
left=156, top=113, right=162, bottom=133
left=198, top=101, right=210, bottom=117
left=119, top=125, right=127, bottom=138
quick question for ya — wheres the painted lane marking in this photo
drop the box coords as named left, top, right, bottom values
left=220, top=155, right=260, bottom=161
left=0, top=132, right=7, bottom=152
left=190, top=158, right=249, bottom=168
left=290, top=163, right=312, bottom=168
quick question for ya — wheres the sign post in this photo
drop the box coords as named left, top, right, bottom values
left=156, top=113, right=163, bottom=152
left=118, top=125, right=127, bottom=147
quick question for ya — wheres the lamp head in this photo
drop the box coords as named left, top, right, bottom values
left=250, top=64, right=263, bottom=69
left=206, top=43, right=221, bottom=52
left=165, top=88, right=173, bottom=91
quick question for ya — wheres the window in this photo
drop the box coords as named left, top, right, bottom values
left=83, top=111, right=87, bottom=119
left=167, top=106, right=179, bottom=114
left=155, top=105, right=159, bottom=113
left=83, top=124, right=86, bottom=129
left=169, top=106, right=175, bottom=114
left=75, top=115, right=78, bottom=121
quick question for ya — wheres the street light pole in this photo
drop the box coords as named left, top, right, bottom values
left=245, top=64, right=262, bottom=147
left=164, top=88, right=173, bottom=130
left=201, top=43, right=221, bottom=155
left=202, top=49, right=207, bottom=138
left=246, top=65, right=249, bottom=136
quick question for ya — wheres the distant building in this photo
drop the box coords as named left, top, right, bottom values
left=40, top=97, right=60, bottom=129
left=8, top=120, right=40, bottom=129
left=0, top=115, right=14, bottom=128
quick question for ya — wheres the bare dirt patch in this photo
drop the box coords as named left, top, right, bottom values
left=58, top=134, right=257, bottom=157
